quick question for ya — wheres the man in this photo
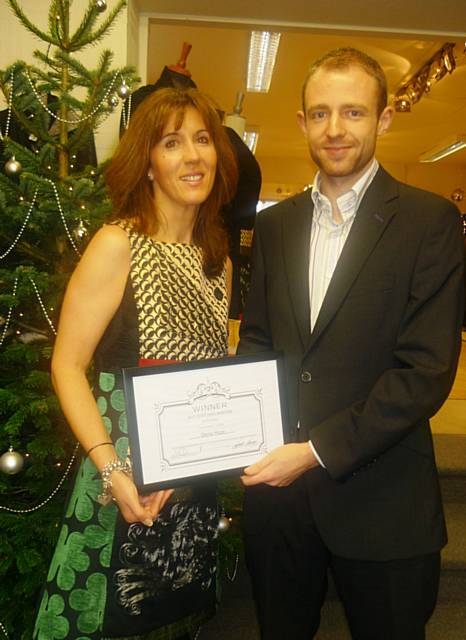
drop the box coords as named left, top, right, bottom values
left=238, top=48, right=464, bottom=640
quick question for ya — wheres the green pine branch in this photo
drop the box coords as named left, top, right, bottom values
left=69, top=0, right=104, bottom=46
left=48, top=0, right=70, bottom=47
left=8, top=0, right=60, bottom=47
left=70, top=0, right=127, bottom=50
left=52, top=50, right=95, bottom=85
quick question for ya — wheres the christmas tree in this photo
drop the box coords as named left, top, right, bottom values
left=0, top=1, right=137, bottom=637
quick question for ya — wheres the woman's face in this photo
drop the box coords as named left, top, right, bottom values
left=148, top=107, right=217, bottom=215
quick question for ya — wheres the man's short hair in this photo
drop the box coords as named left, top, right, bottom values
left=301, top=47, right=388, bottom=117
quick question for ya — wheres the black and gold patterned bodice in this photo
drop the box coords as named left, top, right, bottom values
left=95, top=222, right=229, bottom=371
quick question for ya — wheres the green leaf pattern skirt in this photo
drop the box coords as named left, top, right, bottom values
left=33, top=372, right=218, bottom=640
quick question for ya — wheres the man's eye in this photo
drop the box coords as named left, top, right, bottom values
left=311, top=111, right=326, bottom=120
left=348, top=110, right=362, bottom=118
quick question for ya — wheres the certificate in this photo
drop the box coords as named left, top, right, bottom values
left=122, top=352, right=285, bottom=491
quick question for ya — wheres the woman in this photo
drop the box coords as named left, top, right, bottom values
left=33, top=88, right=238, bottom=640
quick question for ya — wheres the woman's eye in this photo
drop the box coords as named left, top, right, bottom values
left=197, top=134, right=210, bottom=144
left=164, top=138, right=178, bottom=149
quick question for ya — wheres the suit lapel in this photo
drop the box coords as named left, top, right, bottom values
left=307, top=167, right=400, bottom=351
left=281, top=191, right=313, bottom=349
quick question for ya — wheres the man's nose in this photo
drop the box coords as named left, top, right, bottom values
left=326, top=113, right=345, bottom=137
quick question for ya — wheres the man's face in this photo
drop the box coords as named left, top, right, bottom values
left=297, top=65, right=393, bottom=189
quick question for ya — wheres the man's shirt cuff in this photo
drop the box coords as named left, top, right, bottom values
left=309, top=439, right=326, bottom=468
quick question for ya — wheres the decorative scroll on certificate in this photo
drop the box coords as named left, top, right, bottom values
left=122, top=353, right=285, bottom=490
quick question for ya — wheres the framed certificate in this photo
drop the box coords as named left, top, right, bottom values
left=122, top=352, right=286, bottom=491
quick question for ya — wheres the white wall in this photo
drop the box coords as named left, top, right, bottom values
left=0, top=0, right=130, bottom=162
left=126, top=0, right=140, bottom=72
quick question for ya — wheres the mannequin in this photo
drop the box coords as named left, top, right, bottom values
left=224, top=92, right=246, bottom=138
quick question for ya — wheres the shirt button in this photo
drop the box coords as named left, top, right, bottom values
left=300, top=371, right=312, bottom=383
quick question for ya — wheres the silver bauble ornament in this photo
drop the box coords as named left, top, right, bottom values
left=5, top=156, right=22, bottom=176
left=117, top=81, right=130, bottom=99
left=0, top=446, right=24, bottom=475
left=108, top=93, right=119, bottom=109
left=73, top=219, right=89, bottom=241
left=95, top=0, right=107, bottom=12
left=217, top=515, right=231, bottom=532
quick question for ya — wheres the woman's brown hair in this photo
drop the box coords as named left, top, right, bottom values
left=105, top=87, right=238, bottom=276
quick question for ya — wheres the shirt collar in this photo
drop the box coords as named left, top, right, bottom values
left=311, top=159, right=379, bottom=225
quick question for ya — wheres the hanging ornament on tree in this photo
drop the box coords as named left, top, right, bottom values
left=218, top=514, right=231, bottom=533
left=4, top=156, right=22, bottom=177
left=108, top=93, right=119, bottom=109
left=95, top=0, right=107, bottom=12
left=73, top=219, right=89, bottom=241
left=117, top=80, right=129, bottom=99
left=0, top=446, right=24, bottom=475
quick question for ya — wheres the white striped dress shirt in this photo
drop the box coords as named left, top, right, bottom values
left=309, top=160, right=379, bottom=331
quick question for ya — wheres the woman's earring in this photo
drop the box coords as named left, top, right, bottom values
left=147, top=171, right=154, bottom=181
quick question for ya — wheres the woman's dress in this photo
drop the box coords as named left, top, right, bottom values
left=33, top=223, right=229, bottom=640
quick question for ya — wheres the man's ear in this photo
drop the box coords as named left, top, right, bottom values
left=296, top=110, right=306, bottom=135
left=377, top=106, right=394, bottom=137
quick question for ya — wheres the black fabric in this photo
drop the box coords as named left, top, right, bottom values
left=222, top=127, right=261, bottom=222
left=103, top=495, right=217, bottom=636
left=94, top=277, right=139, bottom=371
left=239, top=168, right=464, bottom=559
left=244, top=479, right=328, bottom=640
left=119, top=68, right=196, bottom=137
left=239, top=165, right=464, bottom=637
left=331, top=552, right=440, bottom=640
left=244, top=479, right=441, bottom=640
left=221, top=127, right=261, bottom=317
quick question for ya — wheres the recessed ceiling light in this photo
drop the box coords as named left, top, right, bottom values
left=247, top=31, right=281, bottom=93
left=419, top=135, right=466, bottom=162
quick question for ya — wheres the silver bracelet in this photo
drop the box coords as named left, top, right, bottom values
left=97, top=458, right=132, bottom=505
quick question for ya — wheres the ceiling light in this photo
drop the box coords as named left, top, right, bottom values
left=247, top=31, right=281, bottom=93
left=451, top=188, right=464, bottom=202
left=443, top=47, right=456, bottom=73
left=394, top=96, right=411, bottom=112
left=243, top=128, right=259, bottom=154
left=394, top=43, right=456, bottom=112
left=419, top=135, right=466, bottom=162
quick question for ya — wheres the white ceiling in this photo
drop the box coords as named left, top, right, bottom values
left=136, top=0, right=466, bottom=175
left=136, top=0, right=466, bottom=38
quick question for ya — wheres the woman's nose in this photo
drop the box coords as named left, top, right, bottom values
left=184, top=140, right=200, bottom=162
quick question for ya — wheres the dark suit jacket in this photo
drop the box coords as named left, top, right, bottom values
left=238, top=166, right=465, bottom=561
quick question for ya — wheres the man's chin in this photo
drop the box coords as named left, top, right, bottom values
left=316, top=156, right=367, bottom=180
left=321, top=165, right=354, bottom=178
